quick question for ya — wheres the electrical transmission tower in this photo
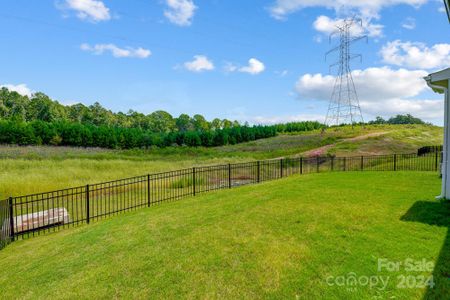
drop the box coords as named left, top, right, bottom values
left=325, top=18, right=367, bottom=127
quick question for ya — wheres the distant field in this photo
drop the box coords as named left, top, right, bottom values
left=0, top=172, right=447, bottom=299
left=0, top=124, right=443, bottom=198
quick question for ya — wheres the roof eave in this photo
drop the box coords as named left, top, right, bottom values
left=424, top=68, right=450, bottom=94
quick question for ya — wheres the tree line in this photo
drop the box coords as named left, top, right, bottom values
left=0, top=120, right=281, bottom=148
left=1, top=87, right=428, bottom=149
left=0, top=88, right=237, bottom=132
left=368, top=114, right=428, bottom=125
left=0, top=88, right=324, bottom=149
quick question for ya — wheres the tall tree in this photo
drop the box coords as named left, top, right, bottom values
left=176, top=114, right=193, bottom=132
left=68, top=103, right=89, bottom=123
left=27, top=92, right=65, bottom=122
left=210, top=118, right=222, bottom=130
left=89, top=102, right=113, bottom=126
left=148, top=111, right=176, bottom=133
left=222, top=119, right=233, bottom=129
left=192, top=114, right=209, bottom=131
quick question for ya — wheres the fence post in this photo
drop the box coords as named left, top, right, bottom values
left=394, top=154, right=397, bottom=171
left=316, top=157, right=320, bottom=173
left=343, top=157, right=347, bottom=171
left=280, top=159, right=283, bottom=178
left=435, top=151, right=439, bottom=172
left=331, top=157, right=334, bottom=171
left=257, top=161, right=261, bottom=183
left=228, top=164, right=232, bottom=188
left=361, top=156, right=364, bottom=171
left=8, top=197, right=14, bottom=241
left=193, top=167, right=196, bottom=196
left=300, top=157, right=303, bottom=175
left=86, top=184, right=90, bottom=224
left=147, top=174, right=151, bottom=207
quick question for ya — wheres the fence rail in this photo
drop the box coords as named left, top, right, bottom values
left=0, top=151, right=442, bottom=250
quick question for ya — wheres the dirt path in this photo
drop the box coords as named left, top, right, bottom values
left=301, top=132, right=389, bottom=157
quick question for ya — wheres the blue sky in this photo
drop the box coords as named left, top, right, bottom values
left=0, top=0, right=448, bottom=124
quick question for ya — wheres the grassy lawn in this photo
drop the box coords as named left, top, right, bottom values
left=0, top=172, right=448, bottom=299
left=0, top=124, right=443, bottom=199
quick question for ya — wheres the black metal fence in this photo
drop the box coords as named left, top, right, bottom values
left=0, top=151, right=442, bottom=250
left=0, top=198, right=12, bottom=250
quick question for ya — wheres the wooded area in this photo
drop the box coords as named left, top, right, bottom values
left=0, top=88, right=323, bottom=148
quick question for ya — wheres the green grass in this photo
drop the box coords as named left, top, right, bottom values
left=0, top=172, right=448, bottom=299
left=0, top=124, right=443, bottom=199
left=169, top=176, right=205, bottom=189
left=327, top=124, right=443, bottom=156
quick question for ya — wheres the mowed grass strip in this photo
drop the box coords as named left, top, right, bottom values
left=0, top=172, right=448, bottom=299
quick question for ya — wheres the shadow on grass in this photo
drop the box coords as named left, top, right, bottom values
left=400, top=200, right=450, bottom=299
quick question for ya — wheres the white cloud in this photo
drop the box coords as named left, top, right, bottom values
left=296, top=67, right=427, bottom=101
left=269, top=0, right=428, bottom=19
left=80, top=43, right=151, bottom=58
left=239, top=58, right=266, bottom=75
left=360, top=98, right=443, bottom=119
left=401, top=17, right=416, bottom=29
left=276, top=70, right=289, bottom=77
left=313, top=15, right=383, bottom=37
left=164, top=0, right=197, bottom=26
left=62, top=0, right=111, bottom=22
left=0, top=83, right=34, bottom=97
left=183, top=55, right=214, bottom=72
left=224, top=58, right=266, bottom=75
left=223, top=62, right=238, bottom=73
left=294, top=66, right=443, bottom=120
left=438, top=6, right=447, bottom=13
left=380, top=40, right=450, bottom=69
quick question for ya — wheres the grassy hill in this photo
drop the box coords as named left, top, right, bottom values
left=0, top=172, right=448, bottom=299
left=0, top=124, right=443, bottom=198
left=322, top=125, right=443, bottom=156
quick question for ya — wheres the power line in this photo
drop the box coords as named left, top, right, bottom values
left=0, top=10, right=264, bottom=56
left=0, top=12, right=185, bottom=54
left=101, top=4, right=268, bottom=49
